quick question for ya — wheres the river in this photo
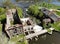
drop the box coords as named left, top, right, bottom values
left=0, top=0, right=60, bottom=44
left=29, top=31, right=60, bottom=44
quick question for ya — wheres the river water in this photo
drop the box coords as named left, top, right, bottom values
left=29, top=31, right=60, bottom=44
left=0, top=0, right=60, bottom=44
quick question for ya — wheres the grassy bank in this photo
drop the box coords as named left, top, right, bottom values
left=55, top=11, right=60, bottom=16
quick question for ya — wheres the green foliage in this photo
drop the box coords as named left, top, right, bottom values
left=10, top=34, right=24, bottom=42
left=28, top=5, right=39, bottom=16
left=51, top=21, right=60, bottom=31
left=16, top=39, right=28, bottom=44
left=28, top=2, right=60, bottom=18
left=28, top=5, right=44, bottom=18
left=39, top=10, right=44, bottom=17
left=0, top=14, right=6, bottom=21
left=0, top=7, right=6, bottom=23
left=55, top=11, right=60, bottom=16
left=0, top=24, right=2, bottom=32
left=43, top=22, right=47, bottom=29
left=0, top=7, right=5, bottom=14
left=17, top=7, right=23, bottom=18
left=10, top=34, right=28, bottom=44
left=47, top=29, right=51, bottom=32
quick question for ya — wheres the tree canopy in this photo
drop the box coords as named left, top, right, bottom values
left=28, top=5, right=44, bottom=18
left=28, top=5, right=39, bottom=16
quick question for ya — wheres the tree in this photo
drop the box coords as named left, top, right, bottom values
left=0, top=7, right=5, bottom=15
left=28, top=5, right=44, bottom=18
left=28, top=5, right=39, bottom=16
left=33, top=0, right=39, bottom=3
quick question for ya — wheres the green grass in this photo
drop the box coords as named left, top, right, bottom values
left=55, top=11, right=60, bottom=16
left=16, top=39, right=28, bottom=44
left=10, top=34, right=24, bottom=42
left=10, top=34, right=28, bottom=44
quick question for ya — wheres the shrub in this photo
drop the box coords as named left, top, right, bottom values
left=17, top=7, right=23, bottom=18
left=0, top=8, right=6, bottom=23
left=51, top=21, right=60, bottom=31
left=28, top=5, right=39, bottom=16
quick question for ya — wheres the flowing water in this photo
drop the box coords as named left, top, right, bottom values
left=0, top=0, right=60, bottom=44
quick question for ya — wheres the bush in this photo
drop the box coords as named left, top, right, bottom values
left=28, top=5, right=44, bottom=18
left=0, top=24, right=2, bottom=32
left=0, top=7, right=5, bottom=14
left=17, top=7, right=23, bottom=18
left=0, top=8, right=6, bottom=23
left=51, top=21, right=60, bottom=31
left=28, top=5, right=39, bottom=16
left=55, top=11, right=60, bottom=16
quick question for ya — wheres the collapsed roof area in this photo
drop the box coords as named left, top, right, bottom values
left=41, top=8, right=60, bottom=22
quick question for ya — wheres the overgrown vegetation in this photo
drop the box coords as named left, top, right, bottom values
left=0, top=7, right=6, bottom=23
left=28, top=5, right=44, bottom=17
left=0, top=1, right=60, bottom=44
left=27, top=2, right=60, bottom=18
left=27, top=5, right=44, bottom=25
left=16, top=7, right=23, bottom=18
left=47, top=28, right=52, bottom=32
left=55, top=11, right=60, bottom=16
left=0, top=1, right=25, bottom=43
left=28, top=2, right=60, bottom=31
left=0, top=5, right=24, bottom=44
left=51, top=21, right=60, bottom=31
